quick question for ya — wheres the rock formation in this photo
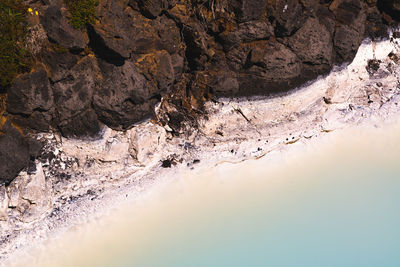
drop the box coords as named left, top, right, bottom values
left=0, top=0, right=399, bottom=184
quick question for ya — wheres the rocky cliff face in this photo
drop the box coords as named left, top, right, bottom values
left=0, top=0, right=399, bottom=184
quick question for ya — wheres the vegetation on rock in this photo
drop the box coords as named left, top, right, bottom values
left=0, top=0, right=32, bottom=91
left=65, top=0, right=98, bottom=30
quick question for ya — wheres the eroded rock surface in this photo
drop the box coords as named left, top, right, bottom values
left=0, top=121, right=30, bottom=185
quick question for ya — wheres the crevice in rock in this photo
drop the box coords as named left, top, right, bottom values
left=377, top=0, right=400, bottom=21
left=87, top=25, right=126, bottom=67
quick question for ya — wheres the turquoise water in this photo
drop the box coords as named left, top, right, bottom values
left=115, top=169, right=400, bottom=267
left=106, top=130, right=400, bottom=267
left=16, top=126, right=400, bottom=267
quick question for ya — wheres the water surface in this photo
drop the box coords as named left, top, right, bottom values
left=16, top=124, right=400, bottom=267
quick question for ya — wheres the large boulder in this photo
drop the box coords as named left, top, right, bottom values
left=52, top=56, right=98, bottom=123
left=134, top=50, right=175, bottom=93
left=287, top=17, right=334, bottom=79
left=237, top=41, right=302, bottom=95
left=135, top=0, right=177, bottom=18
left=0, top=120, right=30, bottom=185
left=93, top=59, right=160, bottom=130
left=52, top=56, right=101, bottom=137
left=228, top=0, right=267, bottom=22
left=331, top=0, right=367, bottom=64
left=287, top=18, right=333, bottom=67
left=92, top=1, right=160, bottom=60
left=377, top=0, right=400, bottom=21
left=7, top=66, right=54, bottom=132
left=266, top=0, right=311, bottom=37
left=41, top=48, right=79, bottom=83
left=7, top=67, right=53, bottom=116
left=219, top=20, right=274, bottom=49
left=41, top=3, right=89, bottom=51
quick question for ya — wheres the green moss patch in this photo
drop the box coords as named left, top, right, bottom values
left=0, top=0, right=32, bottom=90
left=65, top=0, right=99, bottom=30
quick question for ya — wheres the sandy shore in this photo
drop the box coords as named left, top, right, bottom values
left=1, top=36, right=400, bottom=264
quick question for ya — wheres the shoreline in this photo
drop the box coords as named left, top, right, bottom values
left=1, top=37, right=400, bottom=263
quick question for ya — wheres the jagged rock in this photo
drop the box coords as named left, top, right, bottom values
left=4, top=163, right=52, bottom=222
left=287, top=17, right=333, bottom=66
left=93, top=59, right=159, bottom=130
left=233, top=40, right=302, bottom=95
left=266, top=0, right=311, bottom=37
left=41, top=3, right=89, bottom=51
left=2, top=0, right=398, bottom=139
left=134, top=50, right=175, bottom=93
left=6, top=66, right=54, bottom=132
left=7, top=66, right=53, bottom=117
left=332, top=0, right=367, bottom=63
left=52, top=56, right=99, bottom=125
left=93, top=1, right=160, bottom=59
left=151, top=15, right=182, bottom=54
left=0, top=120, right=30, bottom=185
left=287, top=17, right=334, bottom=79
left=136, top=0, right=176, bottom=18
left=41, top=48, right=79, bottom=83
left=58, top=109, right=102, bottom=138
left=219, top=20, right=274, bottom=49
left=228, top=0, right=267, bottom=22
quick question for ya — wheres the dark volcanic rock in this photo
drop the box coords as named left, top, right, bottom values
left=219, top=20, right=274, bottom=49
left=0, top=120, right=30, bottom=185
left=93, top=59, right=160, bottom=130
left=2, top=0, right=398, bottom=139
left=228, top=40, right=302, bottom=95
left=136, top=0, right=177, bottom=18
left=52, top=56, right=102, bottom=137
left=58, top=109, right=102, bottom=138
left=52, top=56, right=98, bottom=123
left=377, top=0, right=400, bottom=20
left=93, top=1, right=161, bottom=59
left=7, top=66, right=54, bottom=132
left=7, top=67, right=53, bottom=116
left=42, top=48, right=79, bottom=83
left=229, top=0, right=267, bottom=22
left=266, top=0, right=310, bottom=37
left=287, top=17, right=333, bottom=67
left=332, top=0, right=367, bottom=64
left=41, top=3, right=88, bottom=51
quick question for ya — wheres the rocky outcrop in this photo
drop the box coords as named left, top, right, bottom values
left=0, top=120, right=30, bottom=185
left=0, top=0, right=399, bottom=184
left=41, top=3, right=89, bottom=51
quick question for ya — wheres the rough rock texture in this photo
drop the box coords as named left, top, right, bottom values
left=0, top=0, right=399, bottom=183
left=0, top=121, right=30, bottom=185
left=1, top=39, right=400, bottom=259
left=41, top=3, right=89, bottom=51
